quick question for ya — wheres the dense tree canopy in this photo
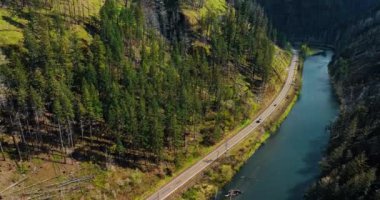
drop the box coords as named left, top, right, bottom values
left=0, top=0, right=276, bottom=167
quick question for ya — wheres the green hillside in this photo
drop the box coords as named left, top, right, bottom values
left=0, top=0, right=291, bottom=199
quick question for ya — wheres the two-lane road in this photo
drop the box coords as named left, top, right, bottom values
left=147, top=51, right=299, bottom=200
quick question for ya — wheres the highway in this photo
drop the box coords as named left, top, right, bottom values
left=147, top=50, right=299, bottom=200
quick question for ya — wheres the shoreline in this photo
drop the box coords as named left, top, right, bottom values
left=175, top=56, right=303, bottom=200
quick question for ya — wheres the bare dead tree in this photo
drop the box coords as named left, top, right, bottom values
left=9, top=115, right=22, bottom=162
left=0, top=141, right=5, bottom=161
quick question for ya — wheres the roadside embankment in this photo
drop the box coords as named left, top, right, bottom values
left=172, top=56, right=303, bottom=200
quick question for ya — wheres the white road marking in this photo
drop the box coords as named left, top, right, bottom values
left=147, top=51, right=299, bottom=200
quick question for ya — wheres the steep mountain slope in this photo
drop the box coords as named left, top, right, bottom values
left=306, top=7, right=380, bottom=200
left=0, top=0, right=290, bottom=199
left=257, top=0, right=379, bottom=43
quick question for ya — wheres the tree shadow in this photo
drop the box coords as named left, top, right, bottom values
left=2, top=131, right=161, bottom=173
left=286, top=134, right=328, bottom=200
left=1, top=16, right=25, bottom=29
left=286, top=178, right=314, bottom=200
left=71, top=143, right=158, bottom=172
left=0, top=112, right=163, bottom=175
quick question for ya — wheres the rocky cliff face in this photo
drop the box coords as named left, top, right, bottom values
left=306, top=7, right=380, bottom=200
left=142, top=0, right=186, bottom=41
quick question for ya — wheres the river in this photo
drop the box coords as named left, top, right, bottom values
left=216, top=50, right=339, bottom=200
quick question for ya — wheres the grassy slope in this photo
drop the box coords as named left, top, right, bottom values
left=181, top=0, right=227, bottom=25
left=181, top=0, right=227, bottom=52
left=0, top=8, right=25, bottom=46
left=0, top=0, right=103, bottom=46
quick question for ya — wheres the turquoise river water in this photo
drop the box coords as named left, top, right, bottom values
left=216, top=51, right=339, bottom=200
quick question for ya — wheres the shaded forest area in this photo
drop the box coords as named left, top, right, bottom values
left=305, top=5, right=380, bottom=200
left=258, top=0, right=378, bottom=45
